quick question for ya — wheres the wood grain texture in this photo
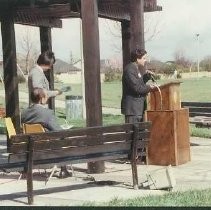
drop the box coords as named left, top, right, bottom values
left=146, top=109, right=190, bottom=166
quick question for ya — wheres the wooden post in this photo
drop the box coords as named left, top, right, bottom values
left=39, top=27, right=55, bottom=110
left=130, top=0, right=145, bottom=50
left=27, top=137, right=34, bottom=205
left=81, top=0, right=105, bottom=173
left=121, top=20, right=131, bottom=69
left=1, top=16, right=20, bottom=134
left=131, top=124, right=139, bottom=190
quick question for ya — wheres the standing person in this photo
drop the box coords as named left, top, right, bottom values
left=21, top=88, right=71, bottom=178
left=28, top=51, right=62, bottom=105
left=121, top=48, right=155, bottom=123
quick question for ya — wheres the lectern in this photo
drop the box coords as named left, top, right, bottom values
left=146, top=82, right=191, bottom=166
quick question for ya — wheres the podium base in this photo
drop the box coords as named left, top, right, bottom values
left=146, top=108, right=191, bottom=166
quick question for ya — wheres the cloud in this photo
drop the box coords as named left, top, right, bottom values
left=147, top=0, right=211, bottom=61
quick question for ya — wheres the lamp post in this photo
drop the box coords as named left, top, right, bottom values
left=196, top=33, right=200, bottom=77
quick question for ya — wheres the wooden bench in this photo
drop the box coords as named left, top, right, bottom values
left=0, top=122, right=151, bottom=205
left=181, top=102, right=211, bottom=128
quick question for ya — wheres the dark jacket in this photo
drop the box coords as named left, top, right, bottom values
left=21, top=104, right=62, bottom=131
left=121, top=62, right=151, bottom=116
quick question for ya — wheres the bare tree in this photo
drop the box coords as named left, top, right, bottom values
left=18, top=27, right=39, bottom=75
left=174, top=49, right=192, bottom=68
left=101, top=12, right=162, bottom=53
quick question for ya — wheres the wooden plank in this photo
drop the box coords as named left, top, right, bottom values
left=188, top=107, right=211, bottom=113
left=11, top=122, right=151, bottom=143
left=189, top=112, right=211, bottom=117
left=181, top=102, right=211, bottom=107
left=10, top=153, right=129, bottom=167
left=9, top=141, right=132, bottom=163
left=15, top=14, right=62, bottom=28
left=10, top=132, right=131, bottom=153
left=10, top=129, right=150, bottom=153
left=11, top=124, right=130, bottom=143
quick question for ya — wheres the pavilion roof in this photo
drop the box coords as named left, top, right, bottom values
left=0, top=0, right=162, bottom=27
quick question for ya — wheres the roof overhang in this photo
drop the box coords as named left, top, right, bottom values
left=0, top=0, right=162, bottom=27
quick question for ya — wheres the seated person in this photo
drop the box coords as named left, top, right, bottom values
left=21, top=88, right=71, bottom=178
left=21, top=88, right=62, bottom=131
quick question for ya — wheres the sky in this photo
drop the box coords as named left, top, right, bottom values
left=146, top=0, right=211, bottom=62
left=1, top=0, right=211, bottom=63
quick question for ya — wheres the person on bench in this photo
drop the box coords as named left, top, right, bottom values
left=21, top=87, right=72, bottom=178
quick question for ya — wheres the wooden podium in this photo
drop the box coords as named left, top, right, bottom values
left=146, top=82, right=191, bottom=166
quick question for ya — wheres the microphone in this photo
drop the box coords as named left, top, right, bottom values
left=151, top=74, right=155, bottom=82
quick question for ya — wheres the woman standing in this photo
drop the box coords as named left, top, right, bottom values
left=28, top=51, right=62, bottom=104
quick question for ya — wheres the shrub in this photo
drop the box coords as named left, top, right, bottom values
left=18, top=75, right=26, bottom=83
left=104, top=67, right=122, bottom=82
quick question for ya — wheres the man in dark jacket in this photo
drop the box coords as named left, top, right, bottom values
left=121, top=48, right=155, bottom=123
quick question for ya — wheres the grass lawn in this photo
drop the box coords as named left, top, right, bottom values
left=101, top=77, right=211, bottom=108
left=0, top=77, right=210, bottom=138
left=83, top=189, right=211, bottom=206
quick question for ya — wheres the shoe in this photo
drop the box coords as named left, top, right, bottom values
left=58, top=166, right=72, bottom=179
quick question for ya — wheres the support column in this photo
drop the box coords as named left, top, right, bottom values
left=1, top=17, right=20, bottom=135
left=121, top=20, right=131, bottom=69
left=81, top=0, right=105, bottom=173
left=39, top=27, right=55, bottom=110
left=130, top=0, right=145, bottom=50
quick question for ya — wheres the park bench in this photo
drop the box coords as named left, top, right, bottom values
left=181, top=101, right=211, bottom=128
left=0, top=122, right=151, bottom=205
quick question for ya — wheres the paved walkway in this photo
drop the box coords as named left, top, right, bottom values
left=0, top=135, right=211, bottom=206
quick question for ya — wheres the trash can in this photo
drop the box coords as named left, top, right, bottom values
left=65, top=95, right=83, bottom=120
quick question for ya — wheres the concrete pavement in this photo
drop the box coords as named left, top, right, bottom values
left=0, top=135, right=211, bottom=206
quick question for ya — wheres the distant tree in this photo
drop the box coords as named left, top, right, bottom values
left=200, top=56, right=211, bottom=72
left=173, top=49, right=192, bottom=69
left=17, top=27, right=39, bottom=75
left=102, top=12, right=162, bottom=53
left=104, top=66, right=122, bottom=82
left=162, top=61, right=176, bottom=77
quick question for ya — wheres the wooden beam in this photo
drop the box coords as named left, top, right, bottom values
left=81, top=0, right=105, bottom=173
left=1, top=17, right=20, bottom=134
left=39, top=27, right=55, bottom=110
left=15, top=16, right=62, bottom=28
left=121, top=20, right=131, bottom=69
left=129, top=0, right=145, bottom=50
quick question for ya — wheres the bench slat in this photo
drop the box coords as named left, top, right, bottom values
left=188, top=107, right=211, bottom=113
left=181, top=101, right=211, bottom=124
left=10, top=122, right=151, bottom=143
left=9, top=141, right=133, bottom=163
left=182, top=102, right=211, bottom=107
left=9, top=130, right=150, bottom=154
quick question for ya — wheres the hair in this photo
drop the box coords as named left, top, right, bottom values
left=31, top=88, right=46, bottom=103
left=130, top=49, right=147, bottom=62
left=37, top=51, right=55, bottom=66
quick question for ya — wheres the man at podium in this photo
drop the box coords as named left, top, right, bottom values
left=121, top=48, right=155, bottom=123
